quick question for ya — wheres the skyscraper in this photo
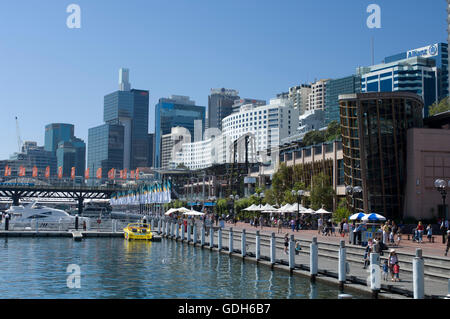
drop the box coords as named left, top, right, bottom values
left=87, top=124, right=124, bottom=179
left=44, top=123, right=74, bottom=153
left=325, top=75, right=361, bottom=125
left=207, top=88, right=240, bottom=131
left=102, top=70, right=149, bottom=170
left=119, top=68, right=131, bottom=91
left=154, top=95, right=205, bottom=168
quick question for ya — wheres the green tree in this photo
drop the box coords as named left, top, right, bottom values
left=429, top=97, right=450, bottom=116
left=216, top=198, right=228, bottom=216
left=333, top=198, right=351, bottom=223
left=309, top=173, right=335, bottom=211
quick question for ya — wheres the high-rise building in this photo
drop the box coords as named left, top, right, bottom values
left=44, top=123, right=85, bottom=176
left=119, top=68, right=131, bottom=91
left=56, top=138, right=86, bottom=177
left=102, top=70, right=149, bottom=170
left=307, top=79, right=329, bottom=112
left=222, top=98, right=299, bottom=159
left=207, top=88, right=240, bottom=130
left=325, top=75, right=361, bottom=125
left=289, top=84, right=311, bottom=114
left=160, top=127, right=191, bottom=170
left=194, top=119, right=203, bottom=142
left=44, top=123, right=74, bottom=153
left=339, top=92, right=424, bottom=220
left=231, top=98, right=266, bottom=114
left=147, top=133, right=155, bottom=168
left=6, top=142, right=57, bottom=178
left=154, top=95, right=205, bottom=168
left=87, top=124, right=124, bottom=179
left=358, top=43, right=448, bottom=117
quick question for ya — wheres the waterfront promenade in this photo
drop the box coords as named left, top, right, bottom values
left=218, top=221, right=450, bottom=298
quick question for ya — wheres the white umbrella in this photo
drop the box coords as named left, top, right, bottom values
left=262, top=204, right=276, bottom=211
left=315, top=208, right=332, bottom=215
left=183, top=210, right=205, bottom=216
left=177, top=207, right=192, bottom=213
left=289, top=203, right=307, bottom=213
left=244, top=204, right=258, bottom=211
left=361, top=213, right=386, bottom=222
left=303, top=208, right=315, bottom=214
left=164, top=208, right=178, bottom=215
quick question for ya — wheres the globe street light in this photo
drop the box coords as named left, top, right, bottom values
left=435, top=179, right=449, bottom=243
left=291, top=189, right=305, bottom=219
left=346, top=185, right=363, bottom=213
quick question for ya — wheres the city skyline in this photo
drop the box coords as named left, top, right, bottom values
left=0, top=0, right=447, bottom=160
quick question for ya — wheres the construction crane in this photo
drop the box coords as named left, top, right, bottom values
left=15, top=116, right=23, bottom=153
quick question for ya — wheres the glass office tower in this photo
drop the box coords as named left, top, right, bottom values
left=154, top=95, right=205, bottom=168
left=103, top=89, right=149, bottom=170
left=339, top=92, right=423, bottom=220
left=87, top=124, right=124, bottom=179
left=325, top=75, right=361, bottom=125
left=44, top=123, right=74, bottom=153
left=208, top=88, right=240, bottom=131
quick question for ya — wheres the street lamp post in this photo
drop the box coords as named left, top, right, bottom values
left=291, top=189, right=305, bottom=220
left=345, top=185, right=363, bottom=213
left=229, top=194, right=239, bottom=223
left=435, top=179, right=449, bottom=243
left=255, top=192, right=264, bottom=221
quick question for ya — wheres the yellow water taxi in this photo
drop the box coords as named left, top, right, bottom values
left=123, top=223, right=153, bottom=241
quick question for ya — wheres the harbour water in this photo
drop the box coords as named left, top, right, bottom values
left=0, top=237, right=370, bottom=299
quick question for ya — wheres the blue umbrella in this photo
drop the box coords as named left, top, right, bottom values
left=349, top=212, right=366, bottom=221
left=361, top=213, right=386, bottom=222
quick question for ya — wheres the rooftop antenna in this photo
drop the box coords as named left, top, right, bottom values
left=371, top=36, right=375, bottom=65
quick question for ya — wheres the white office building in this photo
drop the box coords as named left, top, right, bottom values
left=307, top=79, right=329, bottom=112
left=222, top=98, right=299, bottom=160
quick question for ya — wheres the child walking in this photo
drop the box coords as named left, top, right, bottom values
left=382, top=260, right=389, bottom=281
left=393, top=262, right=400, bottom=282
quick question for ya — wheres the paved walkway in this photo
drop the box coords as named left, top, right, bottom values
left=225, top=221, right=450, bottom=259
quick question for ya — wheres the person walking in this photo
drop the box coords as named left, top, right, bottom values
left=343, top=220, right=349, bottom=237
left=441, top=220, right=449, bottom=244
left=318, top=217, right=323, bottom=235
left=290, top=219, right=295, bottom=232
left=388, top=249, right=399, bottom=281
left=426, top=224, right=433, bottom=243
left=284, top=234, right=289, bottom=254
left=445, top=230, right=450, bottom=256
left=277, top=218, right=283, bottom=234
left=417, top=221, right=424, bottom=243
left=259, top=215, right=264, bottom=230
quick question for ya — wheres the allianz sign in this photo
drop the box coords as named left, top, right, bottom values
left=407, top=44, right=439, bottom=59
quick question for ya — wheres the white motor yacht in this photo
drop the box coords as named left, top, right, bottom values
left=6, top=201, right=88, bottom=224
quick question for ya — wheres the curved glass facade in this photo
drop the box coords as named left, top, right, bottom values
left=339, top=92, right=423, bottom=220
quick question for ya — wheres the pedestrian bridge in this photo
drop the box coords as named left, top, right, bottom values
left=0, top=183, right=123, bottom=215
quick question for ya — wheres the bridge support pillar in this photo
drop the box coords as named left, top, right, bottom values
left=77, top=198, right=84, bottom=216
left=12, top=193, right=21, bottom=206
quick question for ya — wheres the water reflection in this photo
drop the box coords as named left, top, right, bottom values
left=0, top=238, right=369, bottom=299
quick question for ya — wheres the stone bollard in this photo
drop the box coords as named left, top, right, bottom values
left=270, top=233, right=276, bottom=267
left=289, top=235, right=295, bottom=272
left=370, top=253, right=381, bottom=299
left=151, top=218, right=155, bottom=230
left=165, top=220, right=168, bottom=237
left=218, top=227, right=222, bottom=251
left=158, top=219, right=161, bottom=234
left=171, top=221, right=176, bottom=238
left=192, top=224, right=197, bottom=245
left=310, top=237, right=318, bottom=281
left=255, top=231, right=261, bottom=261
left=201, top=224, right=205, bottom=247
left=181, top=222, right=185, bottom=241
left=413, top=249, right=424, bottom=299
left=229, top=228, right=234, bottom=254
left=210, top=227, right=214, bottom=250
left=446, top=279, right=450, bottom=299
left=176, top=221, right=180, bottom=240
left=241, top=229, right=247, bottom=258
left=338, top=240, right=346, bottom=290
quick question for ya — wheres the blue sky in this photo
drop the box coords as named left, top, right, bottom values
left=0, top=0, right=446, bottom=159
